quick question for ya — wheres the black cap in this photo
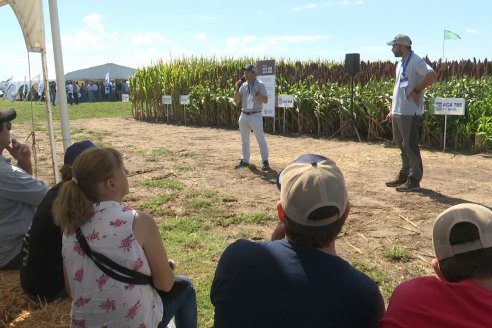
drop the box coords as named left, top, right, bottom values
left=0, top=108, right=16, bottom=123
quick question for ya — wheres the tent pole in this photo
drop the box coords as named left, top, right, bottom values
left=48, top=0, right=71, bottom=151
left=41, top=52, right=60, bottom=183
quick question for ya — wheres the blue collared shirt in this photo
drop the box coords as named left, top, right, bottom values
left=0, top=154, right=47, bottom=267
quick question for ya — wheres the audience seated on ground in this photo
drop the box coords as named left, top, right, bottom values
left=0, top=108, right=47, bottom=270
left=379, top=203, right=492, bottom=328
left=20, top=140, right=95, bottom=302
left=53, top=147, right=197, bottom=328
left=211, top=154, right=385, bottom=328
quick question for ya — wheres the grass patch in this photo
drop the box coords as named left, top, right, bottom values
left=138, top=178, right=185, bottom=190
left=383, top=247, right=413, bottom=263
left=158, top=216, right=228, bottom=328
left=189, top=189, right=217, bottom=198
left=138, top=194, right=176, bottom=215
left=353, top=261, right=393, bottom=300
left=151, top=148, right=174, bottom=156
left=5, top=101, right=132, bottom=125
left=176, top=165, right=194, bottom=172
left=218, top=213, right=274, bottom=227
left=221, top=195, right=238, bottom=202
left=188, top=199, right=213, bottom=210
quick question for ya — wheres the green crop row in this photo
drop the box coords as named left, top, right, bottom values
left=130, top=58, right=492, bottom=151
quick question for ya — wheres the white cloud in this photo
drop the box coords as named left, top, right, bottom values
left=340, top=0, right=351, bottom=6
left=131, top=32, right=169, bottom=46
left=268, top=35, right=330, bottom=44
left=466, top=28, right=477, bottom=34
left=305, top=4, right=318, bottom=9
left=193, top=33, right=208, bottom=42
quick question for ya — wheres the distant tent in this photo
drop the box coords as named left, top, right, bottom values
left=65, top=63, right=136, bottom=81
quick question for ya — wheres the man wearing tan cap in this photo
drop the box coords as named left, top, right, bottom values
left=211, top=154, right=384, bottom=327
left=385, top=34, right=436, bottom=192
left=0, top=108, right=47, bottom=270
left=380, top=203, right=492, bottom=327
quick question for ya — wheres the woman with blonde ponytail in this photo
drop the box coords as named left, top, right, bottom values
left=53, top=147, right=197, bottom=328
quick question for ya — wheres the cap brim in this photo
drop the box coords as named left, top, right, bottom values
left=276, top=154, right=328, bottom=190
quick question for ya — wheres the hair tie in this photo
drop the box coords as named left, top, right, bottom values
left=72, top=177, right=78, bottom=184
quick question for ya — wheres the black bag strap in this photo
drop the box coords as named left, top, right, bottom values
left=76, top=228, right=152, bottom=285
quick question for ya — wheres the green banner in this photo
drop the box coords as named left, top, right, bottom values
left=444, top=30, right=461, bottom=40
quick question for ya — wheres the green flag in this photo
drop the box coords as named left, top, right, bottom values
left=444, top=29, right=461, bottom=40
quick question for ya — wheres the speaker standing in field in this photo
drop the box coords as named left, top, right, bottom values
left=233, top=64, right=270, bottom=171
left=385, top=34, right=436, bottom=192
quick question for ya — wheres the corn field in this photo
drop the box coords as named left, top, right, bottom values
left=130, top=57, right=492, bottom=151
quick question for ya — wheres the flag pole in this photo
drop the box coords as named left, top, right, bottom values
left=442, top=30, right=445, bottom=61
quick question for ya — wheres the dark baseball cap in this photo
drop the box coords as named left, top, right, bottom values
left=243, top=64, right=256, bottom=72
left=0, top=108, right=16, bottom=123
left=64, top=140, right=96, bottom=164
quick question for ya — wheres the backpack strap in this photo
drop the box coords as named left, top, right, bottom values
left=76, top=228, right=152, bottom=285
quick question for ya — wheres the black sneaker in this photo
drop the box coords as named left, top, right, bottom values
left=385, top=174, right=408, bottom=187
left=396, top=177, right=421, bottom=192
left=261, top=160, right=270, bottom=171
left=235, top=160, right=249, bottom=169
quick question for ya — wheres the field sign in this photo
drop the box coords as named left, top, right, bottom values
left=434, top=97, right=465, bottom=115
left=162, top=95, right=172, bottom=105
left=122, top=94, right=129, bottom=102
left=180, top=95, right=190, bottom=105
left=434, top=97, right=466, bottom=151
left=257, top=59, right=276, bottom=119
left=278, top=95, right=294, bottom=108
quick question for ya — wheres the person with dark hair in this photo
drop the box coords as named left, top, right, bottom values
left=380, top=203, right=492, bottom=328
left=53, top=147, right=197, bottom=328
left=233, top=64, right=270, bottom=171
left=385, top=34, right=436, bottom=192
left=20, top=140, right=96, bottom=302
left=0, top=108, right=47, bottom=270
left=211, top=154, right=384, bottom=327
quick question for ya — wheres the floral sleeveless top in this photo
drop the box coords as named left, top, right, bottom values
left=63, top=201, right=163, bottom=328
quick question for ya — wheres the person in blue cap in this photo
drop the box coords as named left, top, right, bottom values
left=0, top=108, right=48, bottom=270
left=20, top=140, right=96, bottom=301
left=211, top=154, right=384, bottom=327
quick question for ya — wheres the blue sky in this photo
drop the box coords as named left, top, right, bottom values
left=1, top=0, right=491, bottom=81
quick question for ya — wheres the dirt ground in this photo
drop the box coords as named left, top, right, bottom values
left=2, top=117, right=491, bottom=326
left=27, top=118, right=492, bottom=270
left=31, top=117, right=492, bottom=276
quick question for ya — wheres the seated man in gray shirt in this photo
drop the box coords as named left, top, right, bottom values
left=0, top=108, right=47, bottom=270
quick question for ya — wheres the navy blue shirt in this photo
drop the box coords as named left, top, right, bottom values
left=20, top=183, right=65, bottom=300
left=211, top=239, right=384, bottom=328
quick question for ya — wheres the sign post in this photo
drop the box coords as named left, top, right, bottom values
left=180, top=95, right=190, bottom=125
left=278, top=95, right=294, bottom=134
left=434, top=97, right=465, bottom=151
left=162, top=95, right=172, bottom=123
left=257, top=60, right=276, bottom=132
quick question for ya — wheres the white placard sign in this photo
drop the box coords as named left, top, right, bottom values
left=257, top=60, right=276, bottom=117
left=434, top=97, right=465, bottom=116
left=121, top=94, right=129, bottom=102
left=162, top=95, right=172, bottom=105
left=180, top=95, right=190, bottom=105
left=278, top=95, right=294, bottom=108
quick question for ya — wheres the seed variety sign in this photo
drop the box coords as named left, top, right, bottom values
left=434, top=97, right=465, bottom=115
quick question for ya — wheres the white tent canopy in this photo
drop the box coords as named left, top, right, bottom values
left=1, top=0, right=70, bottom=183
left=65, top=63, right=136, bottom=81
left=0, top=0, right=45, bottom=52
